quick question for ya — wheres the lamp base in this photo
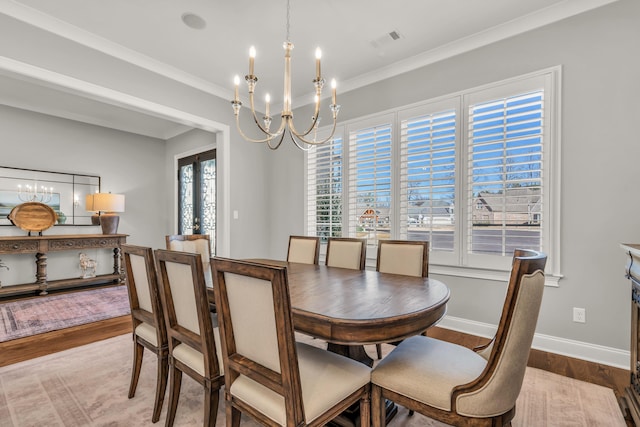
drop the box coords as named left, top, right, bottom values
left=100, top=213, right=120, bottom=234
left=91, top=213, right=101, bottom=225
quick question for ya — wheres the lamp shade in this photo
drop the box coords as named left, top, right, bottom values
left=92, top=193, right=125, bottom=213
left=85, top=194, right=97, bottom=212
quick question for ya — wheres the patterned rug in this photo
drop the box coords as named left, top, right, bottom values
left=0, top=286, right=130, bottom=342
left=0, top=334, right=626, bottom=426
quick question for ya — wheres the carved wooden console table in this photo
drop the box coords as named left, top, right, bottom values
left=621, top=243, right=640, bottom=425
left=0, top=234, right=127, bottom=298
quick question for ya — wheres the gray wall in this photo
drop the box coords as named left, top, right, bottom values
left=271, top=0, right=640, bottom=351
left=0, top=105, right=166, bottom=283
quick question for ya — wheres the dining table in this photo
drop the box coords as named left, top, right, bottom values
left=209, top=259, right=450, bottom=426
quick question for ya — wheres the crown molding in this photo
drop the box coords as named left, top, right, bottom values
left=291, top=0, right=619, bottom=108
left=1, top=0, right=232, bottom=100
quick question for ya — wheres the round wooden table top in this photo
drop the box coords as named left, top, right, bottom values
left=256, top=261, right=450, bottom=346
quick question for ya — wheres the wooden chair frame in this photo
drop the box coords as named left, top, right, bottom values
left=372, top=249, right=547, bottom=427
left=122, top=244, right=168, bottom=423
left=374, top=239, right=430, bottom=358
left=211, top=257, right=370, bottom=427
left=286, top=235, right=321, bottom=265
left=155, top=249, right=224, bottom=427
left=326, top=237, right=367, bottom=270
left=166, top=234, right=216, bottom=308
left=376, top=239, right=429, bottom=277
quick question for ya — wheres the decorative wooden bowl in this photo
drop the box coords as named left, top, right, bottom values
left=7, top=202, right=57, bottom=233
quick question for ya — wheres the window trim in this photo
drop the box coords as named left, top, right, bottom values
left=305, top=66, right=562, bottom=282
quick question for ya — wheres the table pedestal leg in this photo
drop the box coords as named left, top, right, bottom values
left=36, top=252, right=48, bottom=295
left=326, top=343, right=398, bottom=427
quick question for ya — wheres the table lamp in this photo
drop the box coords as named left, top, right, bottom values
left=85, top=194, right=101, bottom=225
left=92, top=192, right=125, bottom=234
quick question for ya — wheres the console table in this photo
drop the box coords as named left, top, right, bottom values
left=0, top=234, right=127, bottom=298
left=621, top=243, right=640, bottom=425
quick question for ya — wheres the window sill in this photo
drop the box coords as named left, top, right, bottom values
left=430, top=264, right=561, bottom=287
left=363, top=256, right=561, bottom=287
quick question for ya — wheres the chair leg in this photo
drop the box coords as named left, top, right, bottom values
left=128, top=341, right=144, bottom=398
left=359, top=390, right=371, bottom=427
left=165, top=364, right=182, bottom=427
left=226, top=404, right=241, bottom=427
left=204, top=385, right=219, bottom=427
left=371, top=384, right=385, bottom=427
left=152, top=353, right=169, bottom=423
left=376, top=343, right=383, bottom=359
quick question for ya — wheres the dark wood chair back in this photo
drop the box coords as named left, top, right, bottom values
left=286, top=235, right=320, bottom=264
left=326, top=237, right=367, bottom=270
left=155, top=249, right=223, bottom=427
left=376, top=239, right=429, bottom=277
left=211, top=257, right=371, bottom=427
left=121, top=244, right=168, bottom=423
left=165, top=234, right=213, bottom=289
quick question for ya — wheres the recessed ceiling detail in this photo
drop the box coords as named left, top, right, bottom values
left=181, top=12, right=206, bottom=30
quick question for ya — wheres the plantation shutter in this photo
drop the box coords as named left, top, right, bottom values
left=400, top=107, right=457, bottom=252
left=348, top=120, right=393, bottom=244
left=467, top=89, right=544, bottom=256
left=306, top=134, right=343, bottom=241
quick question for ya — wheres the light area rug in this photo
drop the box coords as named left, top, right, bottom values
left=0, top=333, right=625, bottom=427
left=0, top=286, right=130, bottom=342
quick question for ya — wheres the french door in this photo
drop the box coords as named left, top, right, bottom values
left=177, top=149, right=216, bottom=255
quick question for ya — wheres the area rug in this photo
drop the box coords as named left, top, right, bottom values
left=0, top=334, right=626, bottom=426
left=0, top=286, right=130, bottom=342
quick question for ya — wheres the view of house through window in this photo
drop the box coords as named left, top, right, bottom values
left=306, top=69, right=558, bottom=271
left=178, top=149, right=216, bottom=255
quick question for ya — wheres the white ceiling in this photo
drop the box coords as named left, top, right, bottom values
left=0, top=0, right=617, bottom=139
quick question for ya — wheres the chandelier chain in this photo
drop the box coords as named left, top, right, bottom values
left=286, top=0, right=291, bottom=42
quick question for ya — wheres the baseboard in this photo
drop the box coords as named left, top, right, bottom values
left=438, top=315, right=630, bottom=370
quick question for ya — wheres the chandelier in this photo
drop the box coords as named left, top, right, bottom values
left=17, top=182, right=53, bottom=203
left=231, top=0, right=340, bottom=150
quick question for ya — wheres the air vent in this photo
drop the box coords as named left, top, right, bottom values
left=371, top=30, right=402, bottom=49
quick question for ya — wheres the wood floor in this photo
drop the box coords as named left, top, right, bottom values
left=0, top=314, right=633, bottom=424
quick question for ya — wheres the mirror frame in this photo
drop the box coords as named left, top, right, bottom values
left=0, top=166, right=101, bottom=226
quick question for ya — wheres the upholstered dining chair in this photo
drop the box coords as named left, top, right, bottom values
left=122, top=244, right=168, bottom=423
left=155, top=249, right=224, bottom=427
left=371, top=249, right=547, bottom=427
left=374, top=239, right=430, bottom=358
left=286, top=235, right=320, bottom=264
left=165, top=234, right=213, bottom=289
left=210, top=257, right=371, bottom=427
left=326, top=237, right=367, bottom=270
left=166, top=234, right=216, bottom=311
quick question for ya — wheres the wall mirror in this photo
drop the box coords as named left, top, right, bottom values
left=0, top=166, right=100, bottom=226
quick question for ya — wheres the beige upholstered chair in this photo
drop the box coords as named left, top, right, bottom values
left=211, top=257, right=371, bottom=427
left=286, top=235, right=320, bottom=264
left=376, top=239, right=429, bottom=278
left=122, top=244, right=168, bottom=423
left=326, top=237, right=367, bottom=270
left=155, top=250, right=224, bottom=427
left=371, top=249, right=547, bottom=427
left=374, top=239, right=430, bottom=358
left=165, top=234, right=213, bottom=289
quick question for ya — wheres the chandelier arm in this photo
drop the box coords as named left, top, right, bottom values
left=289, top=118, right=339, bottom=146
left=267, top=132, right=287, bottom=150
left=293, top=99, right=323, bottom=138
left=234, top=114, right=279, bottom=144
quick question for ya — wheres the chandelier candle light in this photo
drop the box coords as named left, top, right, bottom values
left=17, top=182, right=53, bottom=203
left=231, top=0, right=340, bottom=150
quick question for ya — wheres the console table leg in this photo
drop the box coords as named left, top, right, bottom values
left=113, top=247, right=123, bottom=281
left=36, top=252, right=48, bottom=295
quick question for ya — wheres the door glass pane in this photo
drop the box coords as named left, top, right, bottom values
left=200, top=158, right=216, bottom=255
left=180, top=164, right=194, bottom=235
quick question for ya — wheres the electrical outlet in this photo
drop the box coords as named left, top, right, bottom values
left=573, top=307, right=586, bottom=323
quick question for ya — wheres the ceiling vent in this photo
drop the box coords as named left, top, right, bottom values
left=371, top=30, right=402, bottom=49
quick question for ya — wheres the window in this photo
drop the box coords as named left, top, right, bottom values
left=306, top=130, right=343, bottom=242
left=305, top=68, right=560, bottom=278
